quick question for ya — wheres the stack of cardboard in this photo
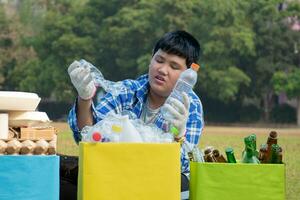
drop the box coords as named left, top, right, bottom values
left=0, top=91, right=57, bottom=155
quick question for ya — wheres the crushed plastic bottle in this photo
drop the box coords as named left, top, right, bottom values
left=79, top=59, right=126, bottom=96
left=161, top=63, right=200, bottom=121
left=118, top=115, right=143, bottom=143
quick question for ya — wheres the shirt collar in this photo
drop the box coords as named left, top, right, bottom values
left=136, top=74, right=150, bottom=104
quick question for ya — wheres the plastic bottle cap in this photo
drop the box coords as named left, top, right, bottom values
left=269, top=131, right=277, bottom=138
left=112, top=125, right=123, bottom=133
left=191, top=63, right=200, bottom=71
left=170, top=126, right=179, bottom=136
left=225, top=147, right=234, bottom=153
left=92, top=132, right=102, bottom=141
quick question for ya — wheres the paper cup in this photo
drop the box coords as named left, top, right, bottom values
left=0, top=113, right=8, bottom=139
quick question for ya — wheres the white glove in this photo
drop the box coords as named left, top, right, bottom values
left=164, top=92, right=190, bottom=139
left=68, top=60, right=96, bottom=100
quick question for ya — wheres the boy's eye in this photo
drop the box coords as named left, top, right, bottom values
left=171, top=64, right=180, bottom=70
left=155, top=57, right=164, bottom=63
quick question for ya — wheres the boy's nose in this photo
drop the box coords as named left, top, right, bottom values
left=158, top=65, right=168, bottom=75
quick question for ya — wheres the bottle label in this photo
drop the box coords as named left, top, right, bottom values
left=161, top=79, right=192, bottom=120
left=172, top=80, right=192, bottom=101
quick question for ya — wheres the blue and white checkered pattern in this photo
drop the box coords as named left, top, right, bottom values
left=68, top=74, right=204, bottom=175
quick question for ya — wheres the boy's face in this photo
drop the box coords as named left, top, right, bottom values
left=148, top=49, right=187, bottom=98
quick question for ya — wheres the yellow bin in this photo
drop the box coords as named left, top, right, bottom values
left=78, top=142, right=181, bottom=200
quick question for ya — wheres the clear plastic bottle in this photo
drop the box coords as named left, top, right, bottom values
left=181, top=139, right=204, bottom=162
left=192, top=145, right=205, bottom=162
left=118, top=115, right=143, bottom=143
left=81, top=126, right=104, bottom=142
left=79, top=59, right=126, bottom=96
left=161, top=63, right=200, bottom=120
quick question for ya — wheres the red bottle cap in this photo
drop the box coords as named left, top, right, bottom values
left=92, top=132, right=102, bottom=141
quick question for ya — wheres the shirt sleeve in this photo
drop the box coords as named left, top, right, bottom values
left=67, top=97, right=100, bottom=144
left=185, top=99, right=204, bottom=145
left=68, top=81, right=135, bottom=144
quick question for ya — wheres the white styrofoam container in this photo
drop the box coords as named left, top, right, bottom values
left=0, top=91, right=41, bottom=111
left=0, top=113, right=8, bottom=139
left=8, top=111, right=51, bottom=127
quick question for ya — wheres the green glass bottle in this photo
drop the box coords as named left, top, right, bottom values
left=278, top=147, right=283, bottom=164
left=249, top=134, right=259, bottom=157
left=242, top=136, right=260, bottom=164
left=270, top=144, right=283, bottom=164
left=225, top=147, right=237, bottom=163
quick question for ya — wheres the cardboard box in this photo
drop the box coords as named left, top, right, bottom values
left=20, top=127, right=56, bottom=140
left=78, top=142, right=181, bottom=200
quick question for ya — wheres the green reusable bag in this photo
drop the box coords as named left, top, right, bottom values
left=190, top=162, right=285, bottom=200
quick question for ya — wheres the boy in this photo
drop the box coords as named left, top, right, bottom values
left=68, top=30, right=204, bottom=199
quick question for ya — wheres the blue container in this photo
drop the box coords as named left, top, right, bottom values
left=0, top=155, right=59, bottom=200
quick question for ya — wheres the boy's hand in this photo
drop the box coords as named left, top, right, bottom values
left=68, top=60, right=96, bottom=100
left=163, top=92, right=190, bottom=139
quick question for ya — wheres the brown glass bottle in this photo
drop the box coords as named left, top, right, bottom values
left=259, top=144, right=268, bottom=163
left=265, top=131, right=278, bottom=162
left=204, top=147, right=217, bottom=162
left=213, top=149, right=227, bottom=163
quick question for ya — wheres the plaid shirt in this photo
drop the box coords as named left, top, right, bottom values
left=68, top=74, right=204, bottom=176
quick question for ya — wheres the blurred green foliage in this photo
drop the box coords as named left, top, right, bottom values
left=0, top=0, right=299, bottom=123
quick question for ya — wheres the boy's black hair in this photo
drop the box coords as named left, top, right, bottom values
left=152, top=30, right=200, bottom=67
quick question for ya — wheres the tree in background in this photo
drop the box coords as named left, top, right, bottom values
left=244, top=0, right=299, bottom=122
left=272, top=1, right=300, bottom=126
left=0, top=0, right=44, bottom=92
left=273, top=69, right=300, bottom=126
left=0, top=4, right=14, bottom=89
left=1, top=0, right=299, bottom=123
left=190, top=0, right=252, bottom=103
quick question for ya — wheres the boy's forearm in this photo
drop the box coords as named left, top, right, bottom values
left=77, top=97, right=93, bottom=130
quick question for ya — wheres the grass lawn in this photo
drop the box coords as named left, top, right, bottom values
left=54, top=123, right=300, bottom=200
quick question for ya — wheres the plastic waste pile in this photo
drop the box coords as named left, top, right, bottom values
left=81, top=113, right=174, bottom=143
